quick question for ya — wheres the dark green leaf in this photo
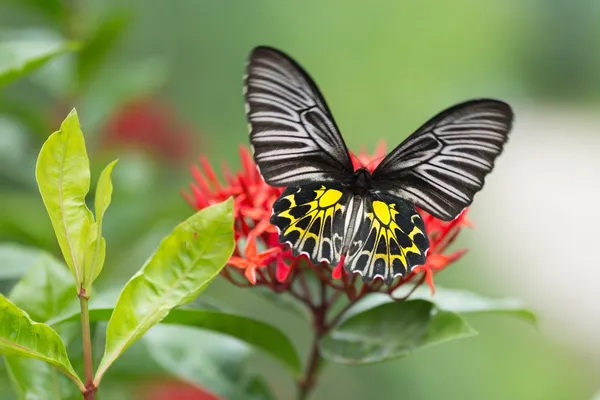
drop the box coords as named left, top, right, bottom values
left=242, top=375, right=276, bottom=400
left=0, top=30, right=77, bottom=87
left=0, top=294, right=83, bottom=390
left=321, top=300, right=477, bottom=364
left=0, top=116, right=36, bottom=189
left=9, top=251, right=74, bottom=322
left=50, top=306, right=301, bottom=377
left=4, top=0, right=64, bottom=20
left=0, top=194, right=56, bottom=251
left=5, top=252, right=83, bottom=399
left=0, top=243, right=47, bottom=281
left=95, top=199, right=234, bottom=383
left=77, top=11, right=131, bottom=87
left=406, top=286, right=537, bottom=323
left=5, top=357, right=82, bottom=400
left=346, top=286, right=536, bottom=327
left=144, top=324, right=250, bottom=399
left=160, top=309, right=301, bottom=376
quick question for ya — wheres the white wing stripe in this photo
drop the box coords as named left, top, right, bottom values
left=245, top=47, right=353, bottom=186
left=373, top=100, right=512, bottom=220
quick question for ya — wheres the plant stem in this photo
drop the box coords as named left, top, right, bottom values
left=79, top=294, right=96, bottom=400
left=296, top=332, right=323, bottom=400
left=296, top=277, right=328, bottom=400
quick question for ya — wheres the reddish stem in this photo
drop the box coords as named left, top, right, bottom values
left=296, top=272, right=328, bottom=400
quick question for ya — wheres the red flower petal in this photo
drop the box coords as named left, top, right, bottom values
left=332, top=255, right=345, bottom=280
left=245, top=267, right=257, bottom=285
left=227, top=256, right=249, bottom=269
left=276, top=258, right=291, bottom=282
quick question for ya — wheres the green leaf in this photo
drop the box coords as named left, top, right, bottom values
left=35, top=109, right=94, bottom=288
left=144, top=324, right=250, bottom=399
left=0, top=243, right=47, bottom=281
left=345, top=286, right=536, bottom=326
left=321, top=300, right=477, bottom=364
left=48, top=305, right=301, bottom=377
left=243, top=375, right=276, bottom=400
left=0, top=30, right=77, bottom=87
left=0, top=194, right=57, bottom=252
left=83, top=160, right=118, bottom=292
left=9, top=252, right=74, bottom=322
left=4, top=0, right=64, bottom=20
left=405, top=286, right=537, bottom=323
left=4, top=252, right=82, bottom=399
left=78, top=11, right=131, bottom=87
left=161, top=309, right=300, bottom=376
left=95, top=198, right=235, bottom=383
left=5, top=357, right=82, bottom=400
left=0, top=294, right=83, bottom=390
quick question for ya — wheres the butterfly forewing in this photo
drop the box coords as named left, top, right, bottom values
left=271, top=184, right=350, bottom=265
left=345, top=194, right=429, bottom=284
left=245, top=46, right=513, bottom=285
left=245, top=46, right=354, bottom=187
left=372, top=100, right=513, bottom=220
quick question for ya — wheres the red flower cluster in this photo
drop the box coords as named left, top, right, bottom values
left=183, top=145, right=469, bottom=298
left=101, top=99, right=197, bottom=164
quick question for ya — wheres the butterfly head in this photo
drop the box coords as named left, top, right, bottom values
left=351, top=167, right=373, bottom=196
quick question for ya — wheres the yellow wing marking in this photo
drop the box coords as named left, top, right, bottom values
left=278, top=186, right=344, bottom=252
left=369, top=200, right=424, bottom=271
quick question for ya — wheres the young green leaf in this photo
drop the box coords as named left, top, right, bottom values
left=35, top=109, right=94, bottom=288
left=0, top=30, right=78, bottom=87
left=83, top=159, right=118, bottom=292
left=321, top=300, right=477, bottom=364
left=0, top=294, right=83, bottom=391
left=95, top=198, right=234, bottom=384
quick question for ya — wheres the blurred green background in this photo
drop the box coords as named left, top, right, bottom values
left=1, top=0, right=599, bottom=399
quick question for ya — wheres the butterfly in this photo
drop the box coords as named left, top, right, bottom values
left=243, top=46, right=513, bottom=284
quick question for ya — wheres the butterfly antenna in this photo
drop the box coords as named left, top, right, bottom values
left=366, top=155, right=386, bottom=169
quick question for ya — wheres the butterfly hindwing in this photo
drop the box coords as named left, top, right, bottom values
left=271, top=184, right=350, bottom=265
left=372, top=99, right=513, bottom=220
left=245, top=46, right=354, bottom=187
left=345, top=193, right=429, bottom=284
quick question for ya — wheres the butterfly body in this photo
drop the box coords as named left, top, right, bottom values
left=244, top=46, right=513, bottom=284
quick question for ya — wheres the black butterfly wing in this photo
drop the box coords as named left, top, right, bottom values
left=344, top=193, right=429, bottom=284
left=271, top=184, right=351, bottom=265
left=372, top=99, right=513, bottom=221
left=244, top=46, right=354, bottom=187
